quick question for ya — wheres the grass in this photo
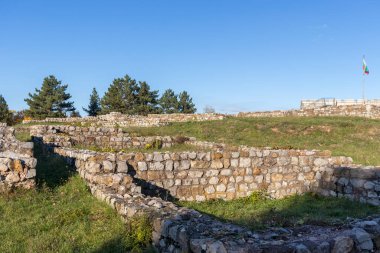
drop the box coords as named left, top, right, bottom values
left=0, top=137, right=154, bottom=253
left=72, top=143, right=210, bottom=154
left=180, top=192, right=380, bottom=230
left=123, top=116, right=380, bottom=165
left=14, top=129, right=32, bottom=142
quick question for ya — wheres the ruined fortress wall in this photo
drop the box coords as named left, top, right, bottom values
left=32, top=128, right=380, bottom=252
left=30, top=124, right=380, bottom=205
left=24, top=112, right=226, bottom=127
left=30, top=125, right=186, bottom=149
left=0, top=124, right=34, bottom=156
left=0, top=123, right=36, bottom=190
left=48, top=144, right=380, bottom=252
left=45, top=143, right=354, bottom=202
left=237, top=104, right=380, bottom=119
left=301, top=99, right=380, bottom=109
left=317, top=165, right=380, bottom=206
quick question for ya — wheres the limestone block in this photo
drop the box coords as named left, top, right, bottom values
left=216, top=184, right=227, bottom=192
left=138, top=162, right=148, bottom=171
left=209, top=177, right=219, bottom=185
left=239, top=158, right=251, bottom=168
left=211, top=160, right=223, bottom=169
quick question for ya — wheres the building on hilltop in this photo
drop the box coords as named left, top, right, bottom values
left=300, top=98, right=380, bottom=109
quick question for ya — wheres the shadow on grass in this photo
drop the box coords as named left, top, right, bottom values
left=179, top=192, right=380, bottom=231
left=33, top=140, right=76, bottom=189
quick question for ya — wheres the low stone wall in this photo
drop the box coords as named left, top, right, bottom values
left=0, top=154, right=36, bottom=190
left=0, top=124, right=34, bottom=156
left=30, top=125, right=189, bottom=149
left=38, top=139, right=380, bottom=252
left=30, top=124, right=380, bottom=206
left=237, top=104, right=380, bottom=119
left=0, top=123, right=36, bottom=191
left=47, top=143, right=353, bottom=202
left=24, top=112, right=226, bottom=127
left=318, top=165, right=380, bottom=206
left=301, top=98, right=380, bottom=109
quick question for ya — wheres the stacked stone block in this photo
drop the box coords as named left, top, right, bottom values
left=0, top=123, right=36, bottom=191
left=24, top=112, right=225, bottom=127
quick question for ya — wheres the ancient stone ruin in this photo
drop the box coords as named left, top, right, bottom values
left=0, top=123, right=36, bottom=191
left=26, top=123, right=380, bottom=252
left=6, top=107, right=380, bottom=252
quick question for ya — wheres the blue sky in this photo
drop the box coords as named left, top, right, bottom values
left=0, top=0, right=379, bottom=114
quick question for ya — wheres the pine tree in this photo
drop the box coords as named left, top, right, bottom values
left=83, top=88, right=101, bottom=116
left=0, top=95, right=11, bottom=123
left=178, top=91, right=196, bottom=113
left=101, top=75, right=139, bottom=114
left=159, top=89, right=179, bottom=114
left=24, top=75, right=75, bottom=119
left=135, top=81, right=160, bottom=115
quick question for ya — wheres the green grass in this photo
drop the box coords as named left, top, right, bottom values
left=123, top=116, right=380, bottom=165
left=0, top=140, right=153, bottom=253
left=72, top=143, right=210, bottom=154
left=180, top=192, right=380, bottom=230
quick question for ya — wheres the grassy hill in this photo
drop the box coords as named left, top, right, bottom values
left=124, top=116, right=380, bottom=165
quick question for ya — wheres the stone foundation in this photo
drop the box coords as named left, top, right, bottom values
left=24, top=112, right=225, bottom=127
left=0, top=123, right=36, bottom=191
left=237, top=104, right=380, bottom=119
left=34, top=134, right=380, bottom=252
left=30, top=125, right=190, bottom=149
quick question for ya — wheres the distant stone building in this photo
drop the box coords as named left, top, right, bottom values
left=300, top=98, right=380, bottom=109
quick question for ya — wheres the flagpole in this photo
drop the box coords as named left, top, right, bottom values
left=362, top=55, right=366, bottom=103
left=362, top=73, right=365, bottom=101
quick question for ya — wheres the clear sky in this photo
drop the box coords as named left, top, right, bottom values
left=0, top=0, right=379, bottom=114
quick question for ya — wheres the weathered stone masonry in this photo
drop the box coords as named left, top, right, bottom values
left=31, top=124, right=380, bottom=205
left=237, top=104, right=380, bottom=119
left=30, top=125, right=184, bottom=149
left=0, top=123, right=36, bottom=191
left=33, top=127, right=380, bottom=252
left=24, top=112, right=226, bottom=127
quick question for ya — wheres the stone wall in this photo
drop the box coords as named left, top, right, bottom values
left=237, top=104, right=380, bottom=119
left=23, top=112, right=226, bottom=127
left=30, top=124, right=380, bottom=206
left=0, top=123, right=34, bottom=156
left=318, top=165, right=380, bottom=206
left=30, top=125, right=192, bottom=149
left=301, top=98, right=380, bottom=109
left=39, top=137, right=354, bottom=202
left=0, top=123, right=36, bottom=191
left=36, top=137, right=380, bottom=252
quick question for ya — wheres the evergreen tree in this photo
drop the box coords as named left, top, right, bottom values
left=159, top=89, right=179, bottom=114
left=178, top=91, right=196, bottom=113
left=83, top=88, right=101, bottom=116
left=0, top=95, right=11, bottom=123
left=24, top=75, right=75, bottom=119
left=135, top=81, right=160, bottom=115
left=101, top=75, right=139, bottom=114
